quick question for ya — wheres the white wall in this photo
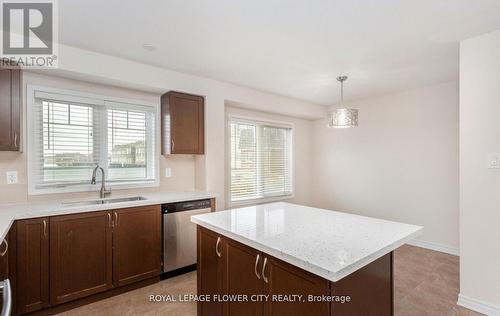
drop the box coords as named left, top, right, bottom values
left=224, top=105, right=313, bottom=207
left=459, top=30, right=500, bottom=312
left=0, top=45, right=326, bottom=209
left=311, top=81, right=459, bottom=252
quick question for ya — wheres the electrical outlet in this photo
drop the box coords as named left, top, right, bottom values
left=165, top=168, right=172, bottom=178
left=488, top=154, right=500, bottom=169
left=6, top=171, right=18, bottom=184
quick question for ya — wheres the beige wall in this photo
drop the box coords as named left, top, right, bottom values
left=0, top=72, right=197, bottom=204
left=224, top=105, right=313, bottom=207
left=459, top=30, right=500, bottom=310
left=311, top=81, right=459, bottom=252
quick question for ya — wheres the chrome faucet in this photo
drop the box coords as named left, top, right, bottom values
left=91, top=165, right=111, bottom=199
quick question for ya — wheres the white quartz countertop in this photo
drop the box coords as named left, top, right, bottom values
left=0, top=191, right=217, bottom=241
left=191, top=202, right=422, bottom=282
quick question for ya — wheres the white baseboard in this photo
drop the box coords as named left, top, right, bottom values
left=458, top=294, right=500, bottom=316
left=405, top=239, right=459, bottom=256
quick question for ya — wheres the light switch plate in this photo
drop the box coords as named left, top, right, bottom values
left=164, top=168, right=172, bottom=178
left=487, top=154, right=500, bottom=169
left=6, top=171, right=18, bottom=184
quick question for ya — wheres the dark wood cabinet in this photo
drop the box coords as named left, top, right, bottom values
left=197, top=228, right=328, bottom=316
left=112, top=205, right=161, bottom=287
left=7, top=203, right=189, bottom=314
left=264, top=256, right=330, bottom=316
left=223, top=239, right=263, bottom=316
left=0, top=235, right=9, bottom=281
left=0, top=68, right=21, bottom=151
left=331, top=252, right=393, bottom=315
left=16, top=217, right=50, bottom=314
left=50, top=211, right=113, bottom=305
left=197, top=227, right=224, bottom=316
left=161, top=91, right=204, bottom=155
left=197, top=227, right=393, bottom=316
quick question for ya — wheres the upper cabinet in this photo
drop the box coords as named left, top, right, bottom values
left=0, top=68, right=21, bottom=151
left=161, top=91, right=205, bottom=155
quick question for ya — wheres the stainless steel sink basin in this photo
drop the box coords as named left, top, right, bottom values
left=62, top=196, right=147, bottom=207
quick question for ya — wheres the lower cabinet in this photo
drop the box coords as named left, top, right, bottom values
left=264, top=257, right=330, bottom=316
left=0, top=230, right=10, bottom=282
left=223, top=239, right=263, bottom=316
left=197, top=226, right=224, bottom=316
left=113, top=205, right=162, bottom=286
left=330, top=253, right=393, bottom=315
left=6, top=204, right=163, bottom=314
left=197, top=226, right=330, bottom=316
left=50, top=211, right=113, bottom=305
left=16, top=218, right=50, bottom=314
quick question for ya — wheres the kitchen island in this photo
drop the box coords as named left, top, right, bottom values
left=191, top=202, right=422, bottom=316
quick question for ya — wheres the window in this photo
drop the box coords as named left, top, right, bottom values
left=28, top=87, right=158, bottom=194
left=228, top=117, right=293, bottom=205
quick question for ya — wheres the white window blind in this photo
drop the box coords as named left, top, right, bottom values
left=229, top=118, right=293, bottom=204
left=29, top=88, right=157, bottom=193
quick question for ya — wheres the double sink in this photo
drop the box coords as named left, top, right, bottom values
left=62, top=196, right=147, bottom=207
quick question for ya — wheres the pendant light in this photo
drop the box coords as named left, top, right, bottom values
left=328, top=76, right=358, bottom=128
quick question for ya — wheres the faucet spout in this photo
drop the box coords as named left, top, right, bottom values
left=91, top=165, right=111, bottom=198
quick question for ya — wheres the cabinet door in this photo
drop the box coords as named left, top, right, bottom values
left=0, top=236, right=8, bottom=281
left=16, top=217, right=50, bottom=314
left=197, top=226, right=224, bottom=316
left=0, top=68, right=21, bottom=151
left=162, top=91, right=204, bottom=155
left=113, top=205, right=162, bottom=287
left=50, top=211, right=113, bottom=305
left=263, top=256, right=330, bottom=316
left=331, top=252, right=393, bottom=316
left=223, top=239, right=263, bottom=316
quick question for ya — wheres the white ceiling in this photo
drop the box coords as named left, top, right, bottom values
left=59, top=0, right=500, bottom=105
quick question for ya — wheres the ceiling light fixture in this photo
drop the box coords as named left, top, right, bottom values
left=328, top=76, right=358, bottom=128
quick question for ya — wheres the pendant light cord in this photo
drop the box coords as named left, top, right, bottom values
left=341, top=80, right=344, bottom=102
left=337, top=75, right=347, bottom=105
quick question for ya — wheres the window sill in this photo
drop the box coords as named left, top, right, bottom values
left=228, top=194, right=294, bottom=209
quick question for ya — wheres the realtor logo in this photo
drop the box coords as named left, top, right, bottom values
left=1, top=0, right=58, bottom=68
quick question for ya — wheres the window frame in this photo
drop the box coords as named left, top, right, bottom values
left=226, top=114, right=294, bottom=208
left=27, top=85, right=160, bottom=195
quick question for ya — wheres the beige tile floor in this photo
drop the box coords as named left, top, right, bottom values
left=58, top=245, right=483, bottom=316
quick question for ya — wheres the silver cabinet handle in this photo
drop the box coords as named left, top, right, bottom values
left=171, top=140, right=175, bottom=152
left=254, top=254, right=261, bottom=279
left=0, top=279, right=12, bottom=316
left=215, top=237, right=222, bottom=258
left=0, top=240, right=7, bottom=257
left=262, top=257, right=268, bottom=283
left=107, top=213, right=111, bottom=227
left=114, top=211, right=118, bottom=226
left=14, top=133, right=18, bottom=148
left=43, top=219, right=47, bottom=238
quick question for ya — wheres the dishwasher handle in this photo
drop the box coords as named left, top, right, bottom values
left=0, top=279, right=11, bottom=316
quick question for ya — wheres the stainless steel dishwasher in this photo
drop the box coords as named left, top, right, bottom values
left=162, top=199, right=212, bottom=273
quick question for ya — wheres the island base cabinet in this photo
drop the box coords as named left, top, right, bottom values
left=197, top=226, right=394, bottom=316
left=50, top=211, right=113, bottom=305
left=264, top=256, right=330, bottom=316
left=223, top=239, right=263, bottom=316
left=197, top=227, right=330, bottom=316
left=197, top=227, right=224, bottom=316
left=331, top=252, right=393, bottom=316
left=16, top=218, right=50, bottom=314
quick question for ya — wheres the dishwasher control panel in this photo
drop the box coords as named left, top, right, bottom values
left=161, top=199, right=212, bottom=213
